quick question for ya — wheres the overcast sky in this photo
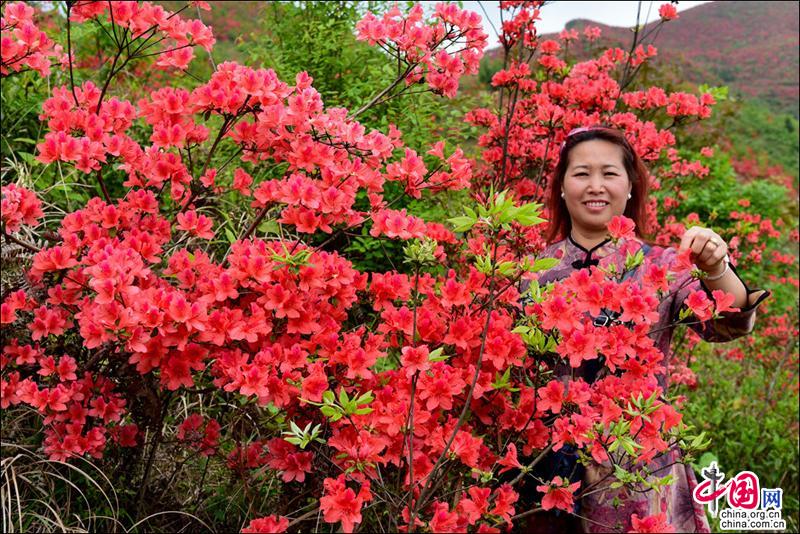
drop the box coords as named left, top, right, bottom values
left=460, top=1, right=712, bottom=45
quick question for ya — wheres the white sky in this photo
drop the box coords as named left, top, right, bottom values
left=459, top=1, right=712, bottom=45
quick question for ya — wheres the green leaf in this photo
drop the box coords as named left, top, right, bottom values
left=619, top=437, right=642, bottom=456
left=531, top=257, right=559, bottom=272
left=657, top=474, right=674, bottom=487
left=625, top=249, right=645, bottom=270
left=355, top=391, right=374, bottom=404
left=613, top=464, right=629, bottom=480
left=475, top=253, right=493, bottom=275
left=514, top=203, right=545, bottom=226
left=491, top=190, right=508, bottom=216
left=258, top=219, right=280, bottom=235
left=497, top=261, right=517, bottom=276
left=428, top=347, right=448, bottom=362
left=224, top=227, right=237, bottom=243
left=497, top=205, right=518, bottom=224
left=448, top=215, right=475, bottom=232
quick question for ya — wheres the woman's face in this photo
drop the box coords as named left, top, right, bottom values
left=561, top=139, right=632, bottom=236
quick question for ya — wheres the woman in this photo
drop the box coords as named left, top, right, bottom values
left=523, top=126, right=769, bottom=533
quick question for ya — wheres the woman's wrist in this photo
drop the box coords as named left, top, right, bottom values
left=704, top=256, right=729, bottom=281
left=700, top=256, right=750, bottom=308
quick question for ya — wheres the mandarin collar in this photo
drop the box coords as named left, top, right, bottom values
left=567, top=234, right=612, bottom=255
left=567, top=234, right=615, bottom=269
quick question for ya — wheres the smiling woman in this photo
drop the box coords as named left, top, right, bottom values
left=519, top=125, right=770, bottom=533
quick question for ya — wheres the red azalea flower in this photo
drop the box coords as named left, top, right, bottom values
left=536, top=476, right=581, bottom=512
left=241, top=515, right=289, bottom=533
left=607, top=215, right=636, bottom=241
left=629, top=512, right=676, bottom=532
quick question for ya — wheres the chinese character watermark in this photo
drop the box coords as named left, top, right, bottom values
left=693, top=462, right=786, bottom=531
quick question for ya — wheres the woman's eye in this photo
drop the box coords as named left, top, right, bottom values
left=574, top=173, right=588, bottom=177
left=604, top=173, right=619, bottom=177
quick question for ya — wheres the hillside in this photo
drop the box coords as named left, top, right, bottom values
left=551, top=1, right=799, bottom=116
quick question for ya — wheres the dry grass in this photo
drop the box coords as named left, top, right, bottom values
left=1, top=442, right=121, bottom=532
left=0, top=440, right=213, bottom=533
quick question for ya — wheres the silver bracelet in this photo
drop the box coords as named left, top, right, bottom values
left=705, top=256, right=730, bottom=282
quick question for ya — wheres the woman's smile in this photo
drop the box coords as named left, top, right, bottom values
left=582, top=200, right=610, bottom=212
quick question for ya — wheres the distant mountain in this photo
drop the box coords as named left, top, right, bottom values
left=549, top=1, right=799, bottom=116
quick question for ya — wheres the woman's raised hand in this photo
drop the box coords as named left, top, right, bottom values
left=679, top=226, right=728, bottom=275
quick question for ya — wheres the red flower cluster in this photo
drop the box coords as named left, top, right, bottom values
left=536, top=476, right=581, bottom=512
left=356, top=3, right=488, bottom=97
left=631, top=512, right=676, bottom=533
left=319, top=475, right=373, bottom=533
left=462, top=1, right=714, bottom=204
left=69, top=1, right=214, bottom=69
left=2, top=337, right=134, bottom=460
left=177, top=413, right=220, bottom=456
left=1, top=183, right=43, bottom=233
left=658, top=3, right=679, bottom=21
left=1, top=2, right=65, bottom=76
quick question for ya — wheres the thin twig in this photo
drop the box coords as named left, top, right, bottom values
left=66, top=3, right=80, bottom=107
left=349, top=65, right=414, bottom=119
left=1, top=231, right=41, bottom=253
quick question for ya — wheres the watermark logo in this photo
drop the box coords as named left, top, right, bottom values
left=693, top=461, right=785, bottom=531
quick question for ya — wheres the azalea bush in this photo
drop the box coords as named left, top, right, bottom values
left=1, top=1, right=797, bottom=533
left=239, top=1, right=487, bottom=274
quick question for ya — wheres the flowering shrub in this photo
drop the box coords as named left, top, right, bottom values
left=1, top=1, right=796, bottom=532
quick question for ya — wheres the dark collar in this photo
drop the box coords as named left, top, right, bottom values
left=568, top=234, right=612, bottom=269
left=568, top=234, right=612, bottom=254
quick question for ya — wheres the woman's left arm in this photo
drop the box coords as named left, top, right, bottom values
left=674, top=226, right=770, bottom=343
left=700, top=260, right=768, bottom=309
left=679, top=226, right=766, bottom=309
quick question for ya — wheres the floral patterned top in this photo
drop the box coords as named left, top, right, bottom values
left=522, top=235, right=769, bottom=533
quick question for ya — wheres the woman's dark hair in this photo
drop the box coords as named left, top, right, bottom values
left=546, top=126, right=650, bottom=244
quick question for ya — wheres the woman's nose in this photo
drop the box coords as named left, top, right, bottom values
left=586, top=173, right=605, bottom=192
